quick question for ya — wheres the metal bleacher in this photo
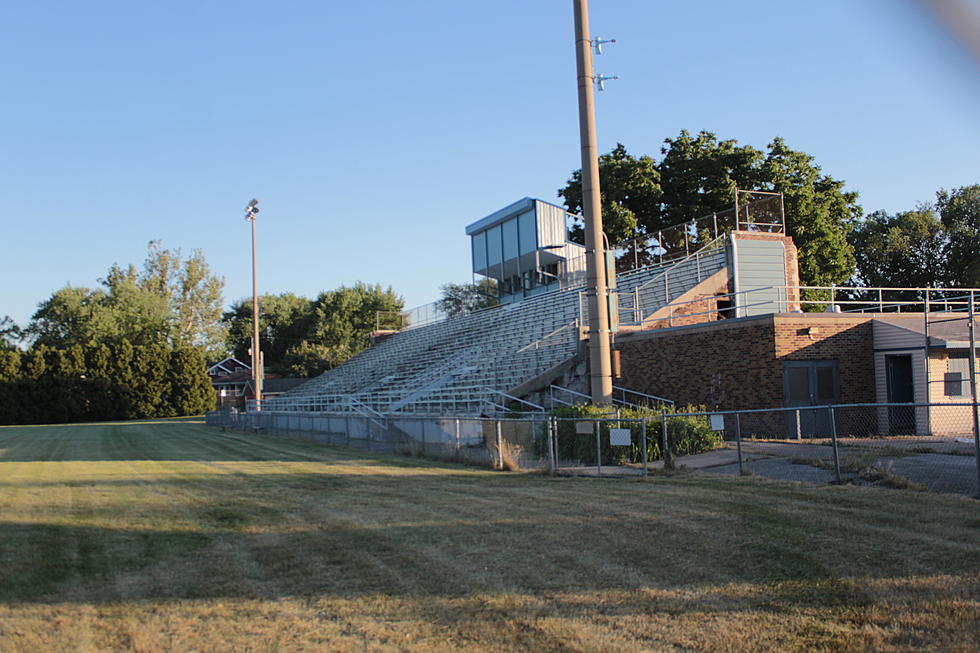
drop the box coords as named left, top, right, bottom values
left=265, top=237, right=730, bottom=416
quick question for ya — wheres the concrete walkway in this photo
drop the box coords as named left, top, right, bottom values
left=561, top=440, right=979, bottom=497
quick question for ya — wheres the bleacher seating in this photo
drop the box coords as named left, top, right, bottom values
left=267, top=237, right=729, bottom=416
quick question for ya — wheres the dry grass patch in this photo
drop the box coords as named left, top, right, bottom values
left=0, top=421, right=977, bottom=651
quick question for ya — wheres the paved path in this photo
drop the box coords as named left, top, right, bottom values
left=562, top=440, right=979, bottom=497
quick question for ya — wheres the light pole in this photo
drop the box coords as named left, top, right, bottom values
left=573, top=0, right=613, bottom=405
left=245, top=198, right=263, bottom=411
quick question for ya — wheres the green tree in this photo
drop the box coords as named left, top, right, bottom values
left=223, top=293, right=313, bottom=372
left=850, top=208, right=948, bottom=289
left=0, top=316, right=21, bottom=350
left=437, top=280, right=498, bottom=318
left=557, top=132, right=861, bottom=287
left=657, top=130, right=763, bottom=226
left=222, top=284, right=403, bottom=377
left=167, top=346, right=214, bottom=415
left=938, top=184, right=980, bottom=287
left=762, top=137, right=861, bottom=287
left=306, top=283, right=404, bottom=368
left=26, top=242, right=225, bottom=353
left=558, top=143, right=662, bottom=244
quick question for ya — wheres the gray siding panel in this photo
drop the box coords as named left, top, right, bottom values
left=734, top=239, right=787, bottom=316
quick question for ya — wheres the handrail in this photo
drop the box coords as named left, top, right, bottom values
left=483, top=387, right=544, bottom=412
left=515, top=321, right=580, bottom=353
left=633, top=234, right=726, bottom=293
left=612, top=385, right=674, bottom=406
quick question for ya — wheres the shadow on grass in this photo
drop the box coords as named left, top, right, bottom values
left=1, top=470, right=978, bottom=608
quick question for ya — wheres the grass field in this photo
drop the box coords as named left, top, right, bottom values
left=0, top=420, right=977, bottom=652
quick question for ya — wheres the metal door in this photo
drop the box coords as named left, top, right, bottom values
left=885, top=354, right=915, bottom=435
left=783, top=361, right=839, bottom=437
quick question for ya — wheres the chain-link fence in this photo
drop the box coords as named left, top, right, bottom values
left=206, top=401, right=980, bottom=496
left=664, top=402, right=979, bottom=496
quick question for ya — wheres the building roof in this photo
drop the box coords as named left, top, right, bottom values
left=464, top=197, right=576, bottom=236
left=207, top=357, right=250, bottom=375
left=874, top=314, right=980, bottom=348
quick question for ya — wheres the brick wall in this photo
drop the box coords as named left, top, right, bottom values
left=773, top=316, right=876, bottom=404
left=615, top=314, right=876, bottom=411
left=616, top=315, right=778, bottom=410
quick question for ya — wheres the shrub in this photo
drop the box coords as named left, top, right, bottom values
left=544, top=404, right=722, bottom=466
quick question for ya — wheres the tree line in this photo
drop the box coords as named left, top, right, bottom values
left=221, top=283, right=403, bottom=377
left=0, top=341, right=213, bottom=425
left=558, top=130, right=979, bottom=292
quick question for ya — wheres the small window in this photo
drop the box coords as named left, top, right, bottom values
left=947, top=354, right=971, bottom=398
left=944, top=372, right=963, bottom=397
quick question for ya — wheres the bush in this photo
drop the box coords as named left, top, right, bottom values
left=545, top=404, right=722, bottom=466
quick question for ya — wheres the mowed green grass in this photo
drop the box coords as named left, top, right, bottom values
left=0, top=421, right=977, bottom=652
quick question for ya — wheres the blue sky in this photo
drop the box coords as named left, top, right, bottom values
left=3, top=0, right=979, bottom=327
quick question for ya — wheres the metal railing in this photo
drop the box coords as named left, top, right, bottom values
left=378, top=194, right=784, bottom=333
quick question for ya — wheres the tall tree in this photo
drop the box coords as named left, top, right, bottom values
left=558, top=131, right=861, bottom=286
left=222, top=284, right=403, bottom=377
left=938, top=184, right=980, bottom=287
left=167, top=346, right=215, bottom=415
left=558, top=143, right=662, bottom=244
left=0, top=316, right=21, bottom=351
left=26, top=242, right=225, bottom=353
left=657, top=130, right=763, bottom=227
left=224, top=293, right=313, bottom=370
left=850, top=208, right=947, bottom=289
left=437, top=280, right=499, bottom=318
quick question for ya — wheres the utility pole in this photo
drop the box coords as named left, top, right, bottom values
left=573, top=0, right=613, bottom=405
left=245, top=199, right=262, bottom=411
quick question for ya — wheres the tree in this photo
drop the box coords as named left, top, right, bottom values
left=557, top=131, right=862, bottom=287
left=938, top=184, right=980, bottom=287
left=437, top=280, right=498, bottom=318
left=222, top=283, right=404, bottom=377
left=657, top=130, right=763, bottom=227
left=0, top=316, right=21, bottom=351
left=850, top=208, right=948, bottom=289
left=167, top=346, right=214, bottom=415
left=25, top=242, right=225, bottom=353
left=223, top=293, right=313, bottom=372
left=558, top=144, right=662, bottom=244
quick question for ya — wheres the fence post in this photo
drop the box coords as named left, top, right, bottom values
left=595, top=420, right=602, bottom=477
left=967, top=290, right=979, bottom=498
left=455, top=418, right=461, bottom=453
left=794, top=409, right=802, bottom=441
left=641, top=420, right=648, bottom=477
left=495, top=420, right=503, bottom=471
left=829, top=405, right=842, bottom=483
left=547, top=417, right=556, bottom=476
left=552, top=417, right=559, bottom=472
left=661, top=409, right=671, bottom=470
left=735, top=410, right=743, bottom=476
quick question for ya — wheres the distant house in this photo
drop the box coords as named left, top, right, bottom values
left=207, top=357, right=250, bottom=379
left=207, top=357, right=307, bottom=409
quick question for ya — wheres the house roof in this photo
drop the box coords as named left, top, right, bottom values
left=874, top=314, right=980, bottom=348
left=207, top=357, right=251, bottom=375
left=211, top=370, right=252, bottom=386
